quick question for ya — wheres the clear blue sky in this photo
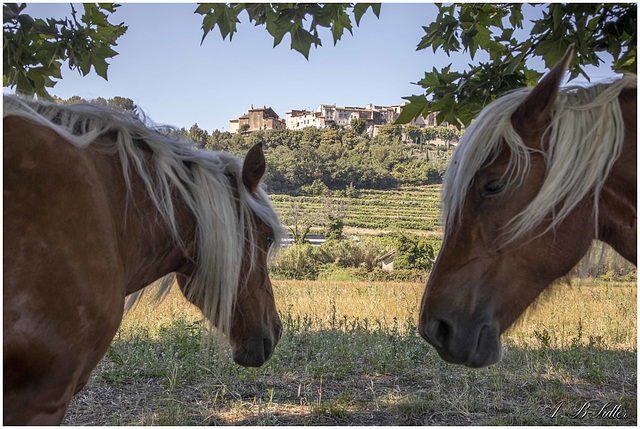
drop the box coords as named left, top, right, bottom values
left=16, top=3, right=617, bottom=133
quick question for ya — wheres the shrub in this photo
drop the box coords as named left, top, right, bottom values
left=392, top=233, right=435, bottom=271
left=270, top=244, right=331, bottom=280
left=271, top=238, right=389, bottom=280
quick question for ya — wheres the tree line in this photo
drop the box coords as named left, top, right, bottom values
left=184, top=123, right=454, bottom=194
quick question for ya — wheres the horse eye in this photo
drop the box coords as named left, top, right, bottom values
left=266, top=236, right=274, bottom=245
left=481, top=181, right=507, bottom=198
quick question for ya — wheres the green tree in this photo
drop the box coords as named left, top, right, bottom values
left=396, top=3, right=637, bottom=127
left=52, top=95, right=137, bottom=114
left=324, top=214, right=344, bottom=242
left=404, top=124, right=422, bottom=144
left=350, top=117, right=366, bottom=136
left=300, top=178, right=329, bottom=197
left=107, top=96, right=136, bottom=113
left=206, top=129, right=234, bottom=151
left=187, top=123, right=210, bottom=148
left=375, top=123, right=402, bottom=142
left=53, top=95, right=86, bottom=105
left=436, top=127, right=455, bottom=149
left=422, top=127, right=437, bottom=144
left=3, top=3, right=127, bottom=98
left=345, top=182, right=360, bottom=198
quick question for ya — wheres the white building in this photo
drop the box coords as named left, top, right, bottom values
left=286, top=109, right=327, bottom=130
left=285, top=102, right=454, bottom=137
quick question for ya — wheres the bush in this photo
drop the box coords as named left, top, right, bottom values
left=270, top=234, right=440, bottom=282
left=271, top=238, right=388, bottom=280
left=270, top=244, right=331, bottom=280
left=299, top=179, right=330, bottom=196
left=385, top=233, right=435, bottom=271
left=345, top=182, right=360, bottom=198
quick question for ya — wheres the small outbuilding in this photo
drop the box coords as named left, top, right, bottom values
left=379, top=249, right=396, bottom=271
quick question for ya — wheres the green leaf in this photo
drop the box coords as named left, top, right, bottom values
left=92, top=55, right=109, bottom=80
left=509, top=5, right=524, bottom=28
left=523, top=68, right=544, bottom=86
left=395, top=95, right=428, bottom=125
left=457, top=108, right=474, bottom=127
left=370, top=3, right=381, bottom=18
left=330, top=11, right=353, bottom=45
left=534, top=39, right=571, bottom=69
left=290, top=26, right=316, bottom=60
left=200, top=13, right=218, bottom=42
left=198, top=3, right=241, bottom=43
left=15, top=70, right=33, bottom=94
left=551, top=4, right=563, bottom=31
left=505, top=51, right=526, bottom=75
left=353, top=3, right=379, bottom=26
left=16, top=13, right=34, bottom=34
left=194, top=3, right=214, bottom=15
left=613, top=47, right=637, bottom=73
left=416, top=71, right=440, bottom=89
left=78, top=53, right=92, bottom=76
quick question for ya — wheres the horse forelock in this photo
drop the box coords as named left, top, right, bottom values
left=3, top=95, right=283, bottom=338
left=442, top=74, right=635, bottom=245
left=442, top=88, right=533, bottom=238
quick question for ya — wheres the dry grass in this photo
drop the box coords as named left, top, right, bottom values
left=64, top=279, right=636, bottom=425
left=274, top=279, right=637, bottom=349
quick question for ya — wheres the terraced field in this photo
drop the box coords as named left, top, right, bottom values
left=270, top=185, right=442, bottom=236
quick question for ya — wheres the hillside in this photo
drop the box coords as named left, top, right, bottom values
left=270, top=185, right=443, bottom=238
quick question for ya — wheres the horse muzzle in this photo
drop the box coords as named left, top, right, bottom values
left=231, top=324, right=282, bottom=367
left=419, top=310, right=502, bottom=368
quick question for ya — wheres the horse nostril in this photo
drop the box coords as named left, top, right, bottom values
left=263, top=336, right=273, bottom=359
left=427, top=316, right=453, bottom=349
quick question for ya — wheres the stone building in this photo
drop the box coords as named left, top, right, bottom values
left=229, top=106, right=285, bottom=134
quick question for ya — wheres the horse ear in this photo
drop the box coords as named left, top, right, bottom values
left=242, top=143, right=266, bottom=194
left=512, top=44, right=574, bottom=127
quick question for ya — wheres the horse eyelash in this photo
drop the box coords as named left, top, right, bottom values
left=481, top=181, right=507, bottom=199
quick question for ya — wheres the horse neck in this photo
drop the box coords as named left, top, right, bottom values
left=94, top=137, right=197, bottom=294
left=597, top=87, right=637, bottom=264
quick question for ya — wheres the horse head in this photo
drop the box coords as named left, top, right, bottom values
left=177, top=144, right=282, bottom=367
left=418, top=46, right=635, bottom=367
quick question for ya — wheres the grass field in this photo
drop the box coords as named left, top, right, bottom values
left=63, top=278, right=636, bottom=425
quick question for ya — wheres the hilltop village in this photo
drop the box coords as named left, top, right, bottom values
left=229, top=102, right=455, bottom=138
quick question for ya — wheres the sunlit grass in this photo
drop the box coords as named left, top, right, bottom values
left=66, top=278, right=636, bottom=425
left=123, top=278, right=636, bottom=351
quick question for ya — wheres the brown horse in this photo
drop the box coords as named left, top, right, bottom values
left=3, top=96, right=284, bottom=424
left=419, top=46, right=636, bottom=368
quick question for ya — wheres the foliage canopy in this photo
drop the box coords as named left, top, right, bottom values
left=3, top=3, right=127, bottom=98
left=6, top=3, right=634, bottom=128
left=396, top=3, right=637, bottom=127
left=195, top=3, right=380, bottom=59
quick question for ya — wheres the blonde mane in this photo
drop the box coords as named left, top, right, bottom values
left=442, top=74, right=636, bottom=245
left=3, top=95, right=283, bottom=337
